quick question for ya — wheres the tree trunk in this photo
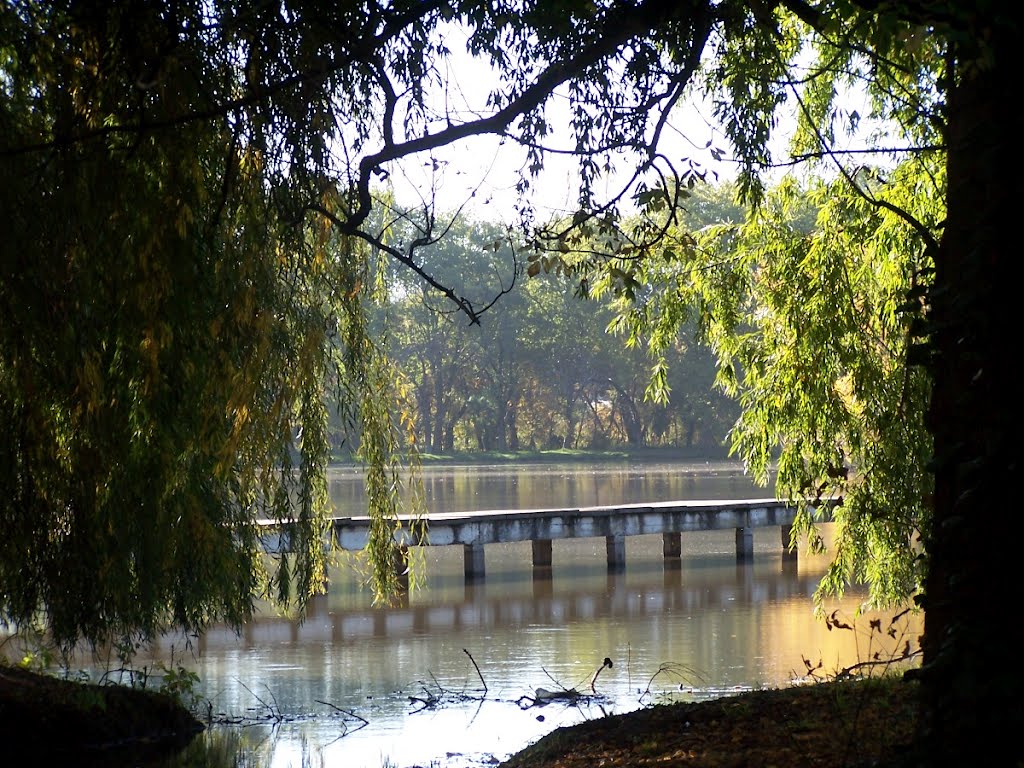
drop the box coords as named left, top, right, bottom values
left=611, top=383, right=645, bottom=447
left=431, top=367, right=446, bottom=453
left=506, top=402, right=520, bottom=451
left=918, top=18, right=1021, bottom=764
left=561, top=384, right=580, bottom=449
left=415, top=376, right=434, bottom=453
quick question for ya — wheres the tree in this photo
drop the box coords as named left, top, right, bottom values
left=378, top=213, right=521, bottom=451
left=522, top=4, right=1017, bottom=763
left=0, top=1, right=428, bottom=655
left=518, top=276, right=619, bottom=449
left=601, top=171, right=935, bottom=610
left=1, top=1, right=1018, bottom=762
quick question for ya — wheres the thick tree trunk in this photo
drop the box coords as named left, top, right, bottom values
left=614, top=390, right=645, bottom=447
left=918, top=19, right=1021, bottom=765
left=415, top=379, right=434, bottom=453
left=431, top=371, right=446, bottom=453
left=505, top=402, right=520, bottom=451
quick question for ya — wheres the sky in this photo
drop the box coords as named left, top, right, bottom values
left=376, top=23, right=884, bottom=228
left=379, top=24, right=740, bottom=225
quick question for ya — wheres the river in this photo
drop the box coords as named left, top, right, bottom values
left=43, top=460, right=925, bottom=767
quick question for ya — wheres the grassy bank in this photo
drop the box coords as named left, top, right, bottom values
left=0, top=664, right=204, bottom=763
left=499, top=673, right=921, bottom=768
left=333, top=445, right=735, bottom=467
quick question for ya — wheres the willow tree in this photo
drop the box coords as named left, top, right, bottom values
left=0, top=2, right=425, bottom=658
left=0, top=1, right=1018, bottom=763
left=520, top=3, right=1016, bottom=763
left=579, top=171, right=935, bottom=611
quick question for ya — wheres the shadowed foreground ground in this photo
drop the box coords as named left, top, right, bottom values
left=0, top=664, right=204, bottom=764
left=498, top=675, right=920, bottom=768
left=1, top=663, right=919, bottom=767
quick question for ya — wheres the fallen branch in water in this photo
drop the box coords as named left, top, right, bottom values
left=515, top=663, right=612, bottom=709
left=408, top=686, right=440, bottom=712
left=314, top=699, right=370, bottom=734
left=405, top=649, right=492, bottom=713
left=638, top=662, right=708, bottom=703
left=207, top=679, right=311, bottom=726
left=464, top=648, right=488, bottom=694
left=238, top=680, right=288, bottom=723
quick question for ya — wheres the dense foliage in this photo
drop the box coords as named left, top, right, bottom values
left=374, top=212, right=739, bottom=455
left=629, top=173, right=935, bottom=613
left=502, top=0, right=948, bottom=621
left=0, top=1, right=424, bottom=655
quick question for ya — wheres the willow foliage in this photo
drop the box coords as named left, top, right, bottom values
left=0, top=3, right=994, bottom=716
left=539, top=0, right=948, bottom=613
left=0, top=2, right=421, bottom=658
left=578, top=169, right=935, bottom=613
left=708, top=170, right=937, bottom=611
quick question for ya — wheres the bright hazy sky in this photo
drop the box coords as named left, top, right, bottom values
left=380, top=24, right=738, bottom=224
left=378, top=25, right=881, bottom=225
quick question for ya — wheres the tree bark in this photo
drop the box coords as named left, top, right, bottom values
left=919, top=16, right=1022, bottom=764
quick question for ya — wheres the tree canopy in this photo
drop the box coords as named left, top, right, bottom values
left=543, top=169, right=935, bottom=614
left=1, top=1, right=1019, bottom=763
left=369, top=208, right=737, bottom=454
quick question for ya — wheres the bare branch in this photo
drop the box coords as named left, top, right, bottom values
left=344, top=0, right=711, bottom=232
left=463, top=648, right=488, bottom=693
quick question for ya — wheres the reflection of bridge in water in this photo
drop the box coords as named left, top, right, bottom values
left=197, top=560, right=817, bottom=650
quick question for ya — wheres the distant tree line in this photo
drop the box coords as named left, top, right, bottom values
left=322, top=183, right=753, bottom=458
left=378, top=223, right=736, bottom=455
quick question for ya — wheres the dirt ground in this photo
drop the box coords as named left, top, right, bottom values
left=499, top=675, right=920, bottom=768
left=0, top=664, right=203, bottom=763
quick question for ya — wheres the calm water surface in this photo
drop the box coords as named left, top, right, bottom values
left=59, top=462, right=923, bottom=768
left=327, top=459, right=778, bottom=515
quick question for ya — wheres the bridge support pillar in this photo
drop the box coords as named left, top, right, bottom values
left=532, top=539, right=553, bottom=568
left=662, top=532, right=682, bottom=560
left=735, top=527, right=754, bottom=561
left=464, top=543, right=486, bottom=581
left=393, top=544, right=410, bottom=591
left=781, top=524, right=797, bottom=560
left=606, top=534, right=626, bottom=572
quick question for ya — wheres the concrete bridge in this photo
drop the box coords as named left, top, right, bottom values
left=262, top=498, right=832, bottom=581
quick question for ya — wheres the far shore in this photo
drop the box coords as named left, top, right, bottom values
left=330, top=445, right=737, bottom=468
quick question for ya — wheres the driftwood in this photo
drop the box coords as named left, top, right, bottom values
left=515, top=657, right=615, bottom=709
left=534, top=686, right=582, bottom=701
left=314, top=699, right=369, bottom=734
left=211, top=648, right=668, bottom=729
left=206, top=679, right=369, bottom=733
left=405, top=648, right=490, bottom=713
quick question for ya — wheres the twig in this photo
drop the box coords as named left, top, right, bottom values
left=541, top=666, right=566, bottom=688
left=237, top=679, right=283, bottom=721
left=590, top=657, right=613, bottom=694
left=428, top=670, right=445, bottom=693
left=639, top=662, right=708, bottom=702
left=463, top=648, right=488, bottom=693
left=408, top=688, right=439, bottom=712
left=627, top=644, right=633, bottom=692
left=315, top=700, right=369, bottom=727
left=262, top=684, right=282, bottom=717
left=832, top=648, right=923, bottom=681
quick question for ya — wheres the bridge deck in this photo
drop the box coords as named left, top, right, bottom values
left=261, top=498, right=832, bottom=582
